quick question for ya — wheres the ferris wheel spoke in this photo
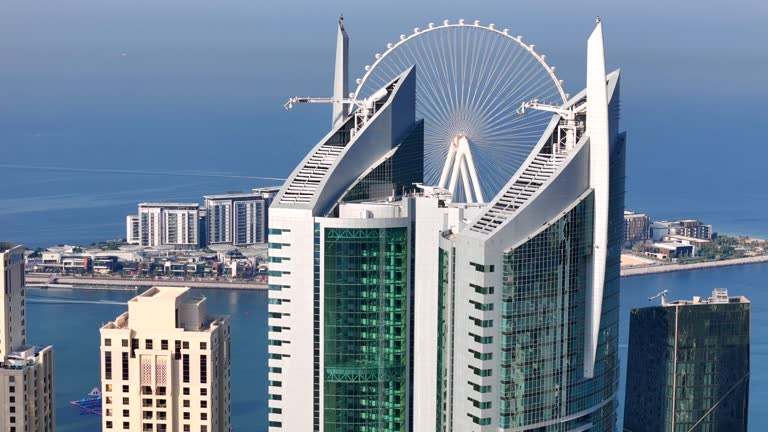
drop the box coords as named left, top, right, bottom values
left=355, top=23, right=567, bottom=200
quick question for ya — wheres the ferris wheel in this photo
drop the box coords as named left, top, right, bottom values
left=353, top=19, right=567, bottom=203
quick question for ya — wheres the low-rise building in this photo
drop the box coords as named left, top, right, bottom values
left=644, top=242, right=694, bottom=260
left=652, top=219, right=713, bottom=241
left=100, top=287, right=231, bottom=432
left=664, top=234, right=712, bottom=253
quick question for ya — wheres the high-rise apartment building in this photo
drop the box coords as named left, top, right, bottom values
left=204, top=189, right=276, bottom=247
left=624, top=289, right=750, bottom=432
left=0, top=243, right=55, bottom=432
left=270, top=18, right=623, bottom=432
left=131, top=203, right=201, bottom=249
left=100, top=287, right=231, bottom=432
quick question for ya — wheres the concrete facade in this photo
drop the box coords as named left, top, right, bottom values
left=100, top=287, right=231, bottom=432
left=0, top=244, right=56, bottom=432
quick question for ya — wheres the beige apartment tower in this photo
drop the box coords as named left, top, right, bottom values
left=100, top=287, right=231, bottom=432
left=0, top=243, right=55, bottom=432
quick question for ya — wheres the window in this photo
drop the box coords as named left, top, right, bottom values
left=105, top=338, right=112, bottom=347
left=200, top=342, right=207, bottom=350
left=183, top=341, right=189, bottom=350
left=183, top=400, right=190, bottom=408
left=122, top=339, right=129, bottom=347
left=183, top=388, right=190, bottom=396
left=145, top=340, right=153, bottom=350
left=200, top=388, right=207, bottom=396
left=122, top=352, right=129, bottom=380
left=161, top=340, right=168, bottom=350
left=469, top=300, right=494, bottom=311
left=104, top=352, right=112, bottom=380
left=470, top=317, right=493, bottom=328
left=469, top=349, right=492, bottom=361
left=201, top=413, right=207, bottom=421
left=183, top=355, right=190, bottom=383
left=200, top=400, right=207, bottom=408
left=469, top=333, right=493, bottom=344
left=122, top=385, right=129, bottom=393
left=184, top=412, right=190, bottom=420
left=106, top=421, right=113, bottom=429
left=470, top=283, right=494, bottom=295
left=200, top=355, right=208, bottom=384
left=105, top=384, right=112, bottom=392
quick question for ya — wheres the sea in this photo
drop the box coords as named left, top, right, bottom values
left=25, top=263, right=768, bottom=431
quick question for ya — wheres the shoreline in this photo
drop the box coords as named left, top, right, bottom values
left=620, top=254, right=768, bottom=277
left=24, top=274, right=267, bottom=290
left=23, top=255, right=768, bottom=291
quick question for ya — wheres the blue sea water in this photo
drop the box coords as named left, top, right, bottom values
left=25, top=263, right=768, bottom=431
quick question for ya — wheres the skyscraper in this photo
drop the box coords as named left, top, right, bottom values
left=271, top=18, right=623, bottom=432
left=267, top=65, right=423, bottom=431
left=624, top=289, right=750, bottom=432
left=430, top=21, right=624, bottom=431
left=100, top=287, right=231, bottom=432
left=0, top=243, right=56, bottom=432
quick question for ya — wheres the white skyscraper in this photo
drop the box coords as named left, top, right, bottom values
left=0, top=243, right=56, bottom=432
left=100, top=286, right=231, bottom=432
left=271, top=18, right=623, bottom=432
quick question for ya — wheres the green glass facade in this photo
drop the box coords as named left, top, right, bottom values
left=323, top=227, right=409, bottom=432
left=624, top=300, right=750, bottom=432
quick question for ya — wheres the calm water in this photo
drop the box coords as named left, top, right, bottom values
left=25, top=263, right=768, bottom=431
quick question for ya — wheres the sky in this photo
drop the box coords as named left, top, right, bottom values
left=1, top=0, right=767, bottom=234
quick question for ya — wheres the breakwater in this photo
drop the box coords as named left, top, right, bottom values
left=620, top=254, right=768, bottom=277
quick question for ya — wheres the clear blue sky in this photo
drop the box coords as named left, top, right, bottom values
left=1, top=0, right=766, bottom=227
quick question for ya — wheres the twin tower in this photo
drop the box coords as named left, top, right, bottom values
left=267, top=18, right=624, bottom=432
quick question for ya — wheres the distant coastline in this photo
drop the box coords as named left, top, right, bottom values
left=620, top=254, right=768, bottom=278
left=25, top=273, right=267, bottom=290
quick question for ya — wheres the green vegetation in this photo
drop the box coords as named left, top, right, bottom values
left=697, top=234, right=745, bottom=261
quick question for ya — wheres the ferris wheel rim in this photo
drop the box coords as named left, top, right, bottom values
left=352, top=19, right=568, bottom=104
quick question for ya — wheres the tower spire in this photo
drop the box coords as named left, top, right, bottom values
left=332, top=15, right=349, bottom=129
left=584, top=18, right=610, bottom=379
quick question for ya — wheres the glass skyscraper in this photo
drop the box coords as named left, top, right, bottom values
left=269, top=19, right=624, bottom=432
left=623, top=289, right=750, bottom=432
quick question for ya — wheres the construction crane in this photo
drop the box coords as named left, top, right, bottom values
left=284, top=88, right=390, bottom=137
left=648, top=290, right=669, bottom=306
left=517, top=99, right=588, bottom=154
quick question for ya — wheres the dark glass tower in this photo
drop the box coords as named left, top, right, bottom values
left=623, top=289, right=750, bottom=432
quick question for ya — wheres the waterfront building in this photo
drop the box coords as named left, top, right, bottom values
left=652, top=219, right=713, bottom=241
left=99, top=286, right=231, bottom=432
left=270, top=18, right=623, bottom=432
left=127, top=216, right=140, bottom=245
left=204, top=190, right=274, bottom=247
left=624, top=210, right=650, bottom=244
left=132, top=203, right=202, bottom=249
left=643, top=242, right=694, bottom=260
left=0, top=243, right=56, bottom=432
left=624, top=289, right=750, bottom=432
